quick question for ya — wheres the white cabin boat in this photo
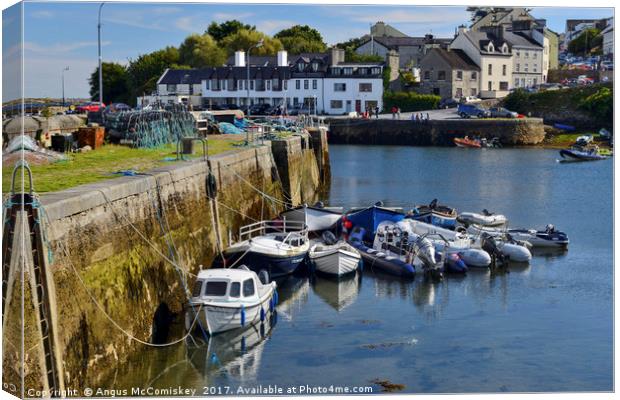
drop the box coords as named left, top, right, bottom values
left=186, top=268, right=277, bottom=335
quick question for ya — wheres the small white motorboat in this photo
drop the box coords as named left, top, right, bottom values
left=458, top=209, right=508, bottom=227
left=309, top=232, right=361, bottom=276
left=186, top=267, right=277, bottom=335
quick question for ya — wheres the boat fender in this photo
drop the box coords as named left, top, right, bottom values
left=274, top=289, right=279, bottom=306
left=260, top=307, right=265, bottom=322
left=206, top=172, right=217, bottom=199
left=269, top=296, right=274, bottom=313
left=240, top=304, right=246, bottom=327
left=210, top=352, right=220, bottom=366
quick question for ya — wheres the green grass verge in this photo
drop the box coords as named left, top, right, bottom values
left=2, top=140, right=241, bottom=193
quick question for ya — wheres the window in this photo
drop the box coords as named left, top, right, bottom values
left=502, top=65, right=507, bottom=76
left=304, top=80, right=309, bottom=90
left=334, top=83, right=346, bottom=91
left=438, top=71, right=446, bottom=80
left=533, top=64, right=537, bottom=72
left=166, top=84, right=176, bottom=93
left=371, top=67, right=381, bottom=75
left=283, top=80, right=288, bottom=90
left=295, top=80, right=300, bottom=90
left=205, top=281, right=228, bottom=296
left=205, top=80, right=210, bottom=90
left=297, top=63, right=306, bottom=72
left=525, top=51, right=529, bottom=58
left=266, top=80, right=271, bottom=90
left=311, top=62, right=319, bottom=71
left=229, top=282, right=240, bottom=298
left=533, top=78, right=538, bottom=86
left=238, top=80, right=243, bottom=90
left=312, top=79, right=317, bottom=90
left=424, top=70, right=431, bottom=80
left=488, top=81, right=492, bottom=91
left=456, top=70, right=463, bottom=80
left=499, top=82, right=509, bottom=91
left=455, top=88, right=463, bottom=97
left=525, top=64, right=529, bottom=72
left=192, top=280, right=204, bottom=297
left=331, top=100, right=343, bottom=108
left=243, top=279, right=255, bottom=297
left=250, top=80, right=254, bottom=90
left=343, top=67, right=353, bottom=75
left=515, top=78, right=520, bottom=87
left=470, top=88, right=477, bottom=96
left=488, top=64, right=492, bottom=75
left=359, top=83, right=372, bottom=92
left=516, top=50, right=520, bottom=57
left=516, top=63, right=520, bottom=72
left=471, top=71, right=477, bottom=80
left=331, top=67, right=341, bottom=75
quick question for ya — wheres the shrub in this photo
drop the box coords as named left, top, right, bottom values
left=383, top=91, right=440, bottom=112
left=579, top=87, right=612, bottom=127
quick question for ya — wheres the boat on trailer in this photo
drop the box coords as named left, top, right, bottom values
left=308, top=231, right=361, bottom=276
left=279, top=202, right=343, bottom=232
left=214, top=220, right=310, bottom=279
left=186, top=267, right=277, bottom=335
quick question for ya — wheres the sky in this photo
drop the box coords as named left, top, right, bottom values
left=1, top=1, right=614, bottom=101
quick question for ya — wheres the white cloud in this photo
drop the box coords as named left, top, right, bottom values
left=213, top=12, right=254, bottom=21
left=23, top=41, right=111, bottom=56
left=255, top=20, right=297, bottom=35
left=31, top=10, right=54, bottom=19
left=151, top=6, right=183, bottom=15
left=343, top=8, right=467, bottom=25
left=174, top=16, right=200, bottom=33
left=103, top=13, right=171, bottom=32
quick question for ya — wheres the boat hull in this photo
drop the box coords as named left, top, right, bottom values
left=216, top=250, right=307, bottom=278
left=458, top=212, right=507, bottom=227
left=349, top=241, right=415, bottom=278
left=280, top=206, right=343, bottom=232
left=559, top=149, right=608, bottom=161
left=310, top=248, right=361, bottom=276
left=408, top=212, right=457, bottom=229
left=186, top=291, right=275, bottom=335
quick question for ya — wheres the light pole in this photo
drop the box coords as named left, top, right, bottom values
left=62, top=66, right=69, bottom=108
left=98, top=2, right=105, bottom=105
left=246, top=38, right=264, bottom=117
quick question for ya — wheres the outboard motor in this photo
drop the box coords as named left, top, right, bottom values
left=480, top=232, right=506, bottom=266
left=314, top=201, right=325, bottom=208
left=428, top=199, right=438, bottom=210
left=322, top=230, right=338, bottom=246
left=545, top=224, right=555, bottom=234
left=415, top=236, right=443, bottom=281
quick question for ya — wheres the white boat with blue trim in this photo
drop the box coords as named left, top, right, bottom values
left=186, top=267, right=278, bottom=335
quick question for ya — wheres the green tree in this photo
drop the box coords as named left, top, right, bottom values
left=179, top=33, right=227, bottom=68
left=579, top=86, right=612, bottom=126
left=89, top=62, right=130, bottom=105
left=568, top=28, right=603, bottom=55
left=207, top=20, right=255, bottom=43
left=274, top=25, right=327, bottom=54
left=220, top=29, right=283, bottom=56
left=126, top=46, right=181, bottom=103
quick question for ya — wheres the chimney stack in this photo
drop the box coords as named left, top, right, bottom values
left=329, top=47, right=345, bottom=66
left=234, top=51, right=246, bottom=67
left=277, top=50, right=288, bottom=67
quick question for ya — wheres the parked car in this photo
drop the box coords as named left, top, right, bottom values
left=76, top=101, right=105, bottom=113
left=103, top=103, right=131, bottom=113
left=439, top=98, right=459, bottom=109
left=601, top=61, right=613, bottom=70
left=247, top=103, right=273, bottom=115
left=457, top=103, right=489, bottom=119
left=463, top=95, right=481, bottom=103
left=489, top=107, right=518, bottom=118
left=288, top=105, right=312, bottom=116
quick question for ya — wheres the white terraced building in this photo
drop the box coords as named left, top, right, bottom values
left=138, top=49, right=385, bottom=115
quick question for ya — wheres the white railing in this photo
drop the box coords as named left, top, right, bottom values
left=239, top=219, right=308, bottom=244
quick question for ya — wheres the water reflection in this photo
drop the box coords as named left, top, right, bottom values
left=187, top=317, right=275, bottom=384
left=275, top=275, right=310, bottom=321
left=311, top=272, right=361, bottom=312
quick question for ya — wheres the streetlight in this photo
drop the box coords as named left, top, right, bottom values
left=246, top=38, right=264, bottom=117
left=61, top=66, right=69, bottom=108
left=98, top=2, right=105, bottom=105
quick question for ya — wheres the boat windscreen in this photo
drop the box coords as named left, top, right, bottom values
left=205, top=281, right=228, bottom=296
left=192, top=280, right=204, bottom=297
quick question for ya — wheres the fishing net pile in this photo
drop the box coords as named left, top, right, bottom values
left=2, top=135, right=67, bottom=166
left=104, top=104, right=196, bottom=148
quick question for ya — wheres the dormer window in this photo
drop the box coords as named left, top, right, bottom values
left=487, top=42, right=494, bottom=53
left=298, top=63, right=306, bottom=72
left=501, top=43, right=509, bottom=54
left=311, top=62, right=319, bottom=72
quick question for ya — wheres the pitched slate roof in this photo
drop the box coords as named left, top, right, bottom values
left=158, top=67, right=291, bottom=84
left=432, top=48, right=480, bottom=70
left=503, top=31, right=542, bottom=48
left=462, top=30, right=512, bottom=56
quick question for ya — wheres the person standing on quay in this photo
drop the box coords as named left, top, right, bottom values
left=391, top=106, right=397, bottom=119
left=375, top=105, right=380, bottom=119
left=397, top=107, right=401, bottom=120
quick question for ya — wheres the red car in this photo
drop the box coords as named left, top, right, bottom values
left=76, top=101, right=106, bottom=113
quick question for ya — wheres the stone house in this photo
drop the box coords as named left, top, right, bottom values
left=418, top=48, right=480, bottom=99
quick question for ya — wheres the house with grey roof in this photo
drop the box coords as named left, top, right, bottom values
left=449, top=26, right=513, bottom=98
left=354, top=22, right=451, bottom=69
left=502, top=29, right=546, bottom=88
left=418, top=48, right=480, bottom=100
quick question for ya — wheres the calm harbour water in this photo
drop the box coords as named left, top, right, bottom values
left=105, top=146, right=613, bottom=394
